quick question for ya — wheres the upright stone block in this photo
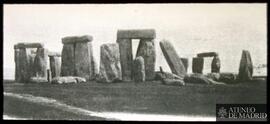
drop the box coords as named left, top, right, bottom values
left=136, top=39, right=156, bottom=80
left=33, top=48, right=48, bottom=79
left=61, top=35, right=95, bottom=81
left=238, top=50, right=253, bottom=81
left=17, top=48, right=29, bottom=82
left=180, top=58, right=188, bottom=73
left=117, top=39, right=133, bottom=81
left=61, top=43, right=75, bottom=76
left=49, top=54, right=61, bottom=78
left=133, top=56, right=145, bottom=82
left=74, top=42, right=93, bottom=80
left=192, top=57, right=204, bottom=74
left=98, top=43, right=122, bottom=83
left=159, top=40, right=186, bottom=77
left=14, top=49, right=20, bottom=82
left=211, top=56, right=221, bottom=73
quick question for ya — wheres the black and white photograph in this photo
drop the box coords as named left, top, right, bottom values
left=3, top=3, right=267, bottom=121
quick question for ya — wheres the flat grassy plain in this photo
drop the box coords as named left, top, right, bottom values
left=3, top=78, right=267, bottom=120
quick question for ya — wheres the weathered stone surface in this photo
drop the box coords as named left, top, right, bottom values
left=74, top=42, right=93, bottom=80
left=197, top=52, right=218, bottom=57
left=49, top=56, right=61, bottom=78
left=192, top=57, right=204, bottom=74
left=206, top=73, right=221, bottom=81
left=117, top=39, right=133, bottom=81
left=62, top=35, right=93, bottom=44
left=51, top=76, right=86, bottom=84
left=160, top=40, right=186, bottom=77
left=180, top=58, right=188, bottom=73
left=117, top=29, right=156, bottom=39
left=97, top=43, right=122, bottom=83
left=133, top=56, right=145, bottom=82
left=30, top=77, right=48, bottom=83
left=184, top=73, right=225, bottom=85
left=136, top=40, right=156, bottom=80
left=14, top=42, right=44, bottom=49
left=156, top=67, right=185, bottom=86
left=61, top=43, right=75, bottom=76
left=211, top=56, right=221, bottom=73
left=238, top=50, right=253, bottom=81
left=33, top=48, right=48, bottom=79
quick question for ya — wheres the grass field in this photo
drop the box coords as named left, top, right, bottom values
left=3, top=78, right=267, bottom=120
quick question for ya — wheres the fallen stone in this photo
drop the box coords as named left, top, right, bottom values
left=14, top=42, right=44, bottom=49
left=180, top=58, right=188, bottom=73
left=197, top=52, right=218, bottom=57
left=159, top=40, right=186, bottom=77
left=117, top=39, right=133, bottom=81
left=136, top=40, right=156, bottom=80
left=211, top=56, right=221, bottom=73
left=117, top=29, right=156, bottom=39
left=33, top=48, right=48, bottom=78
left=219, top=73, right=237, bottom=83
left=51, top=76, right=86, bottom=84
left=238, top=50, right=253, bottom=81
left=161, top=79, right=185, bottom=86
left=206, top=73, right=220, bottom=81
left=97, top=43, right=122, bottom=83
left=133, top=56, right=145, bottom=82
left=62, top=35, right=93, bottom=44
left=30, top=77, right=48, bottom=83
left=61, top=43, right=75, bottom=76
left=184, top=73, right=225, bottom=85
left=192, top=57, right=204, bottom=73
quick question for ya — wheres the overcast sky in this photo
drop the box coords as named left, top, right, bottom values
left=4, top=4, right=267, bottom=79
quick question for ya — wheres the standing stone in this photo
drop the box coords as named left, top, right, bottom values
left=238, top=50, right=253, bottom=81
left=61, top=43, right=75, bottom=76
left=211, top=56, right=221, bottom=73
left=14, top=49, right=20, bottom=82
left=133, top=56, right=145, bottom=82
left=33, top=48, right=48, bottom=79
left=49, top=54, right=61, bottom=78
left=98, top=43, right=122, bottom=83
left=47, top=69, right=52, bottom=83
left=89, top=44, right=98, bottom=79
left=136, top=39, right=156, bottom=80
left=159, top=40, right=186, bottom=78
left=61, top=35, right=95, bottom=81
left=192, top=57, right=204, bottom=74
left=180, top=58, right=188, bottom=73
left=27, top=48, right=37, bottom=78
left=17, top=48, right=29, bottom=82
left=75, top=42, right=93, bottom=80
left=117, top=39, right=133, bottom=81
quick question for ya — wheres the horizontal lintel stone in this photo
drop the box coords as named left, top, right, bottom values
left=14, top=43, right=44, bottom=49
left=62, top=35, right=93, bottom=44
left=197, top=52, right=218, bottom=57
left=48, top=52, right=61, bottom=57
left=117, top=29, right=156, bottom=39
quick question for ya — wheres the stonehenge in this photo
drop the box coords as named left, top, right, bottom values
left=117, top=29, right=156, bottom=81
left=61, top=35, right=97, bottom=81
left=13, top=29, right=256, bottom=85
left=97, top=43, right=122, bottom=83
